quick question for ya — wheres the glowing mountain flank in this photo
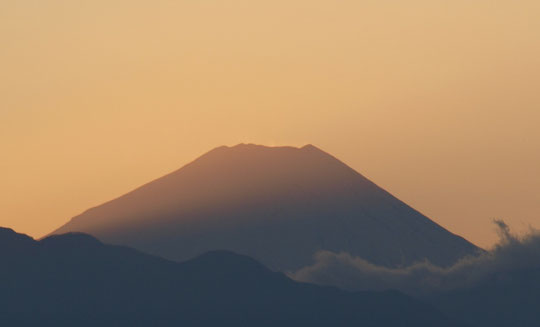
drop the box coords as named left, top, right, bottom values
left=52, top=144, right=479, bottom=270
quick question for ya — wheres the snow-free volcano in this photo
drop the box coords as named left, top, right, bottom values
left=52, top=144, right=478, bottom=270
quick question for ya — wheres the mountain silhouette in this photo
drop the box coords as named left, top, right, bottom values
left=429, top=266, right=540, bottom=327
left=52, top=144, right=479, bottom=270
left=0, top=227, right=464, bottom=327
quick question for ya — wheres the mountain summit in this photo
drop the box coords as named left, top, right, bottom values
left=52, top=144, right=478, bottom=270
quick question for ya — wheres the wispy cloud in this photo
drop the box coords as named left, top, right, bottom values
left=290, top=220, right=540, bottom=296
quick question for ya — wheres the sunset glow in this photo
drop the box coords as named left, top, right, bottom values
left=2, top=0, right=540, bottom=247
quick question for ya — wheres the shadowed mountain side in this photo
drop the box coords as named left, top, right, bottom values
left=0, top=228, right=464, bottom=327
left=52, top=144, right=479, bottom=270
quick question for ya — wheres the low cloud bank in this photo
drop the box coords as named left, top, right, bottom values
left=290, top=220, right=540, bottom=296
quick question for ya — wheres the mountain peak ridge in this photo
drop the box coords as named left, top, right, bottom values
left=213, top=143, right=324, bottom=152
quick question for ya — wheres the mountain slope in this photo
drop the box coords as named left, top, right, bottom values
left=0, top=227, right=464, bottom=327
left=52, top=144, right=479, bottom=270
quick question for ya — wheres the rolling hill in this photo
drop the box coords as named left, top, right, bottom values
left=0, top=227, right=463, bottom=327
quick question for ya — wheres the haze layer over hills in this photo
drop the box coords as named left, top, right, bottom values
left=53, top=144, right=479, bottom=270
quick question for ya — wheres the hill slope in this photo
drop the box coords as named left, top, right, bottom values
left=52, top=144, right=478, bottom=270
left=0, top=227, right=463, bottom=327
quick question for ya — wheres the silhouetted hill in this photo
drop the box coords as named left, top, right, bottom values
left=0, top=227, right=34, bottom=249
left=429, top=267, right=540, bottom=327
left=52, top=144, right=479, bottom=270
left=0, top=228, right=464, bottom=327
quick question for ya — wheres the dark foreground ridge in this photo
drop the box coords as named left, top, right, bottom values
left=429, top=267, right=540, bottom=327
left=0, top=228, right=463, bottom=327
left=52, top=144, right=479, bottom=270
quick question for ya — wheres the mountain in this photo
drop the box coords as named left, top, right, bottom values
left=0, top=227, right=464, bottom=327
left=52, top=144, right=479, bottom=270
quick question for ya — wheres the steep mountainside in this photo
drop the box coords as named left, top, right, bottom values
left=52, top=144, right=479, bottom=270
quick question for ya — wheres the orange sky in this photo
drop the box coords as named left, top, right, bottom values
left=1, top=0, right=539, bottom=248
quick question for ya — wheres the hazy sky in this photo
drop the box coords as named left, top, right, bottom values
left=1, top=0, right=539, bottom=247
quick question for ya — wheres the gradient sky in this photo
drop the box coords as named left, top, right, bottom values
left=1, top=0, right=539, bottom=248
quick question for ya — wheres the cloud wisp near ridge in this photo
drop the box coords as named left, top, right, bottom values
left=291, top=220, right=540, bottom=296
